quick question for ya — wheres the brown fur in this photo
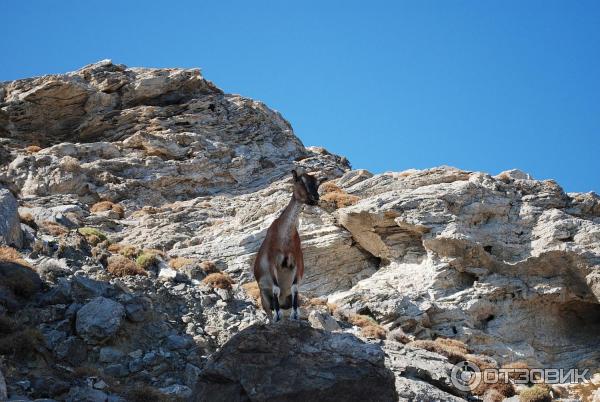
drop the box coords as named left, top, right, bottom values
left=253, top=170, right=325, bottom=318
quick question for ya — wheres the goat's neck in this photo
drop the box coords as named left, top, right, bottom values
left=278, top=196, right=303, bottom=242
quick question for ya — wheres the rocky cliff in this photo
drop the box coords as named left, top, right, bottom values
left=0, top=61, right=599, bottom=402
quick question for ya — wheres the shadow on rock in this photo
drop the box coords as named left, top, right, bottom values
left=193, top=320, right=398, bottom=402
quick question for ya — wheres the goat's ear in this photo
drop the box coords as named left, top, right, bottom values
left=318, top=177, right=328, bottom=186
left=291, top=169, right=299, bottom=181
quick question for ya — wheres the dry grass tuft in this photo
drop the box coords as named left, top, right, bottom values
left=131, top=206, right=161, bottom=218
left=435, top=338, right=470, bottom=355
left=169, top=257, right=196, bottom=270
left=203, top=272, right=234, bottom=289
left=143, top=248, right=166, bottom=258
left=107, top=255, right=147, bottom=277
left=108, top=243, right=140, bottom=259
left=306, top=297, right=328, bottom=308
left=472, top=375, right=515, bottom=397
left=0, top=246, right=31, bottom=267
left=408, top=339, right=469, bottom=364
left=60, top=156, right=81, bottom=172
left=242, top=281, right=261, bottom=306
left=320, top=181, right=343, bottom=194
left=360, top=324, right=387, bottom=339
left=482, top=384, right=515, bottom=402
left=321, top=192, right=360, bottom=209
left=319, top=180, right=360, bottom=209
left=347, top=313, right=377, bottom=327
left=90, top=201, right=125, bottom=218
left=518, top=384, right=552, bottom=402
left=199, top=260, right=219, bottom=274
left=18, top=211, right=36, bottom=227
left=39, top=220, right=69, bottom=236
left=24, top=145, right=42, bottom=154
left=342, top=312, right=387, bottom=339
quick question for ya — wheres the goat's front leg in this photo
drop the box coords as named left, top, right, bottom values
left=271, top=278, right=282, bottom=322
left=290, top=280, right=300, bottom=320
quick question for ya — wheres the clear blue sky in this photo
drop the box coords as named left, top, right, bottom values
left=2, top=1, right=599, bottom=192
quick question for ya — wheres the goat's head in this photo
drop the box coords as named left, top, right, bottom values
left=291, top=169, right=325, bottom=206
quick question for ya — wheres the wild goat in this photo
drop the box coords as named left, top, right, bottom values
left=253, top=169, right=325, bottom=321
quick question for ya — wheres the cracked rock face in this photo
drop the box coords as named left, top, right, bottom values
left=1, top=62, right=599, bottom=400
left=1, top=60, right=350, bottom=207
left=329, top=168, right=600, bottom=369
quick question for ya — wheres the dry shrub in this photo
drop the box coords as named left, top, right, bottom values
left=497, top=172, right=512, bottom=183
left=347, top=313, right=377, bottom=328
left=39, top=220, right=68, bottom=236
left=107, top=255, right=147, bottom=277
left=320, top=181, right=343, bottom=194
left=343, top=312, right=387, bottom=339
left=90, top=201, right=125, bottom=218
left=319, top=180, right=360, bottom=209
left=306, top=297, right=328, bottom=308
left=199, top=260, right=218, bottom=274
left=25, top=145, right=42, bottom=154
left=0, top=246, right=31, bottom=267
left=242, top=281, right=261, bottom=305
left=169, top=257, right=195, bottom=270
left=203, top=272, right=234, bottom=289
left=131, top=206, right=161, bottom=218
left=361, top=324, right=387, bottom=339
left=472, top=375, right=515, bottom=398
left=321, top=192, right=360, bottom=209
left=108, top=243, right=139, bottom=259
left=143, top=248, right=166, bottom=258
left=408, top=339, right=468, bottom=364
left=19, top=211, right=36, bottom=227
left=60, top=156, right=80, bottom=172
left=435, top=338, right=469, bottom=355
left=519, top=384, right=552, bottom=402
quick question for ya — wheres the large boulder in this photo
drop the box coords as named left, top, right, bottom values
left=0, top=187, right=22, bottom=248
left=193, top=321, right=397, bottom=402
left=0, top=261, right=43, bottom=311
left=75, top=296, right=125, bottom=344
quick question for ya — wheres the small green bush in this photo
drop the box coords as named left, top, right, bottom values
left=78, top=227, right=107, bottom=241
left=136, top=252, right=158, bottom=269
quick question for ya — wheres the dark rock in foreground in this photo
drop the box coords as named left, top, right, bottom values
left=193, top=320, right=398, bottom=402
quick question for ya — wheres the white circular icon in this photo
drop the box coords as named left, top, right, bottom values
left=450, top=360, right=481, bottom=392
